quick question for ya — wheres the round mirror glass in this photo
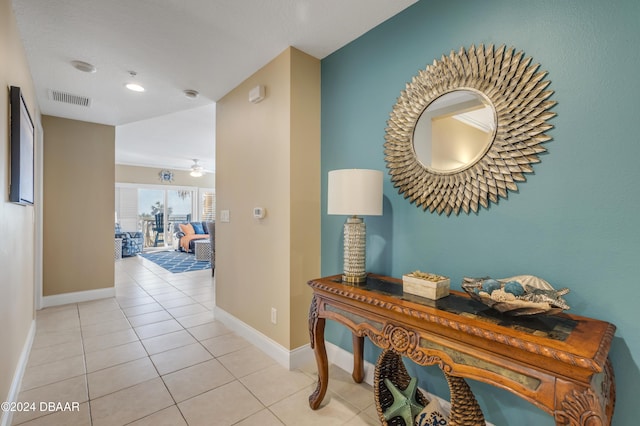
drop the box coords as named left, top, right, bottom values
left=413, top=90, right=496, bottom=173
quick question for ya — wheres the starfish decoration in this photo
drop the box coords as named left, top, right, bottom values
left=521, top=285, right=571, bottom=310
left=383, top=377, right=425, bottom=425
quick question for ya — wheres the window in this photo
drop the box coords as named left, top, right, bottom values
left=200, top=188, right=215, bottom=221
left=115, top=184, right=215, bottom=250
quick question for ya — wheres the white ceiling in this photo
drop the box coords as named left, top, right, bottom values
left=12, top=0, right=417, bottom=172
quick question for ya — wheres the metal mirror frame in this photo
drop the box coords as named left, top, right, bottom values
left=384, top=44, right=557, bottom=216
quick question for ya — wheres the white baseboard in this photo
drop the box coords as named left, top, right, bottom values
left=41, top=287, right=115, bottom=308
left=1, top=320, right=36, bottom=426
left=213, top=306, right=314, bottom=370
left=289, top=343, right=316, bottom=370
left=324, top=341, right=377, bottom=386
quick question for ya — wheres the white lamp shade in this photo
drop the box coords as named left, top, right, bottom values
left=327, top=169, right=383, bottom=216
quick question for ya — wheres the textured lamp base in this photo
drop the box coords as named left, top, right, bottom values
left=342, top=216, right=367, bottom=284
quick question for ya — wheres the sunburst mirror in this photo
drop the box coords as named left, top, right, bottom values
left=384, top=44, right=556, bottom=215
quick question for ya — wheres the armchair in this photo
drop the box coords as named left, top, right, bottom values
left=116, top=231, right=143, bottom=257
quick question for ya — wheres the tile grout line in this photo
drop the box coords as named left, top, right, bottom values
left=75, top=303, right=95, bottom=426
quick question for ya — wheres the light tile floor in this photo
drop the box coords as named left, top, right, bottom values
left=12, top=255, right=378, bottom=425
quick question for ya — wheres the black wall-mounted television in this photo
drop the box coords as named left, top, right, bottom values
left=9, top=85, right=35, bottom=205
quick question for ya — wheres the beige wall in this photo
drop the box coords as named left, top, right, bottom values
left=42, top=116, right=115, bottom=296
left=289, top=50, right=321, bottom=348
left=116, top=164, right=215, bottom=188
left=0, top=0, right=38, bottom=410
left=216, top=47, right=320, bottom=350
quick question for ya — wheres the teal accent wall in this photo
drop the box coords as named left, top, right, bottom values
left=320, top=0, right=639, bottom=424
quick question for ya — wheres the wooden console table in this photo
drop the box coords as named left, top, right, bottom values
left=307, top=274, right=616, bottom=425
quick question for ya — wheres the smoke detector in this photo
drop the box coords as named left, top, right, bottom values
left=71, top=60, right=97, bottom=73
left=184, top=89, right=199, bottom=99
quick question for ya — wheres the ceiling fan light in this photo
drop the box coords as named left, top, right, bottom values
left=190, top=159, right=204, bottom=177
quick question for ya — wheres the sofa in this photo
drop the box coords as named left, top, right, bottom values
left=173, top=221, right=215, bottom=275
left=173, top=221, right=210, bottom=253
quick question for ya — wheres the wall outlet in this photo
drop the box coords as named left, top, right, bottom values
left=270, top=307, right=277, bottom=324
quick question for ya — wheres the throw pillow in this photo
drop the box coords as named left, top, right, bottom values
left=179, top=223, right=195, bottom=235
left=191, top=222, right=205, bottom=234
left=415, top=397, right=448, bottom=426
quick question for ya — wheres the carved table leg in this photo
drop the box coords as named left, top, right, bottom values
left=444, top=372, right=485, bottom=426
left=352, top=334, right=365, bottom=383
left=309, top=295, right=328, bottom=410
left=554, top=358, right=615, bottom=426
left=555, top=388, right=606, bottom=426
left=603, top=358, right=616, bottom=426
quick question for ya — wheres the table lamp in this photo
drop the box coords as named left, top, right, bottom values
left=328, top=169, right=383, bottom=283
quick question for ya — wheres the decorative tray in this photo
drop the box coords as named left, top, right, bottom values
left=461, top=275, right=570, bottom=316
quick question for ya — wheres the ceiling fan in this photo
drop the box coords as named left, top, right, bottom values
left=190, top=159, right=204, bottom=177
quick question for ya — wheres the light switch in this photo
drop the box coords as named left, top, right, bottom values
left=220, top=210, right=230, bottom=222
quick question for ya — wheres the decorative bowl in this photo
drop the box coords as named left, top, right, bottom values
left=461, top=275, right=570, bottom=316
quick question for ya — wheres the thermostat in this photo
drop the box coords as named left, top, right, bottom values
left=253, top=207, right=266, bottom=219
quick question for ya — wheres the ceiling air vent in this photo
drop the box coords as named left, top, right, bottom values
left=48, top=89, right=91, bottom=107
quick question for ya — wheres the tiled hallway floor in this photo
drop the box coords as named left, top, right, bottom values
left=12, top=255, right=378, bottom=425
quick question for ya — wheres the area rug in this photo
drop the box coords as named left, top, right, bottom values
left=139, top=250, right=211, bottom=273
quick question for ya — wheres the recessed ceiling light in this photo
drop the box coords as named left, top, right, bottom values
left=71, top=60, right=97, bottom=73
left=125, top=83, right=145, bottom=92
left=125, top=71, right=145, bottom=92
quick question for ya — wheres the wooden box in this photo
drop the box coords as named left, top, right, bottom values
left=402, top=274, right=450, bottom=300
